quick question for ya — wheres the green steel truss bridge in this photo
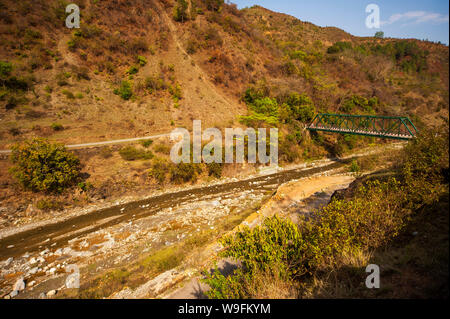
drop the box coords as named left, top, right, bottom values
left=307, top=113, right=418, bottom=140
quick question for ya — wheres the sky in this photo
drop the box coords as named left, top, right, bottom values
left=231, top=0, right=449, bottom=45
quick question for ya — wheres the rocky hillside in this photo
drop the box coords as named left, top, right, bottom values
left=0, top=0, right=448, bottom=150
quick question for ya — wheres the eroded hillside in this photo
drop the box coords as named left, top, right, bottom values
left=0, top=0, right=448, bottom=149
left=0, top=0, right=448, bottom=225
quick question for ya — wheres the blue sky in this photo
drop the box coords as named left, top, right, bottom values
left=231, top=0, right=449, bottom=44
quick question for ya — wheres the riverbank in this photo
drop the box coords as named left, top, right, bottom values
left=0, top=142, right=403, bottom=299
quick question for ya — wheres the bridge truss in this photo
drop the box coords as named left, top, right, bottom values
left=307, top=113, right=418, bottom=140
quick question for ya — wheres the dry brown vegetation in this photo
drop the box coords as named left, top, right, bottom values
left=0, top=0, right=448, bottom=225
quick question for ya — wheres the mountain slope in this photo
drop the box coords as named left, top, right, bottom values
left=0, top=0, right=448, bottom=150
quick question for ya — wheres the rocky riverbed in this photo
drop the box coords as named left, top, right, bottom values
left=0, top=143, right=405, bottom=299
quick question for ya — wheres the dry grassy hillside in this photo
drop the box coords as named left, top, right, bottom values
left=0, top=0, right=448, bottom=223
left=0, top=0, right=448, bottom=150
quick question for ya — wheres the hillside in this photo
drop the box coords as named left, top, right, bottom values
left=0, top=0, right=448, bottom=148
left=0, top=0, right=448, bottom=224
left=0, top=0, right=448, bottom=302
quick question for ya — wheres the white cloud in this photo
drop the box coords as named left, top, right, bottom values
left=381, top=11, right=449, bottom=26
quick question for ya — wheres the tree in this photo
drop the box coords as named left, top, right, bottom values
left=9, top=138, right=81, bottom=193
left=205, top=0, right=224, bottom=11
left=173, top=0, right=189, bottom=22
left=374, top=31, right=384, bottom=38
left=285, top=93, right=315, bottom=123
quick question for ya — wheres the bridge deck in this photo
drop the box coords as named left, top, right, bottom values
left=308, top=125, right=414, bottom=140
left=307, top=113, right=418, bottom=140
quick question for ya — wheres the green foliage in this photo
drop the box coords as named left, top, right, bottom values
left=137, top=55, right=147, bottom=66
left=203, top=124, right=450, bottom=299
left=170, top=162, right=202, bottom=184
left=149, top=157, right=170, bottom=184
left=327, top=41, right=352, bottom=54
left=370, top=40, right=428, bottom=73
left=51, top=122, right=64, bottom=131
left=282, top=92, right=315, bottom=123
left=203, top=267, right=251, bottom=299
left=169, top=83, right=183, bottom=101
left=289, top=50, right=307, bottom=60
left=168, top=82, right=182, bottom=101
left=240, top=97, right=279, bottom=127
left=220, top=216, right=307, bottom=277
left=207, top=162, right=223, bottom=178
left=78, top=181, right=93, bottom=192
left=145, top=75, right=167, bottom=93
left=242, top=86, right=268, bottom=105
left=36, top=198, right=64, bottom=211
left=173, top=0, right=189, bottom=22
left=140, top=139, right=153, bottom=148
left=401, top=126, right=449, bottom=208
left=205, top=0, right=224, bottom=11
left=119, top=146, right=153, bottom=161
left=153, top=143, right=171, bottom=155
left=340, top=95, right=377, bottom=114
left=240, top=112, right=279, bottom=128
left=0, top=61, right=13, bottom=78
left=62, top=89, right=75, bottom=99
left=349, top=159, right=360, bottom=173
left=127, top=65, right=139, bottom=75
left=204, top=177, right=409, bottom=298
left=281, top=61, right=298, bottom=75
left=313, top=178, right=408, bottom=261
left=249, top=97, right=279, bottom=116
left=374, top=31, right=384, bottom=38
left=114, top=80, right=133, bottom=100
left=9, top=138, right=81, bottom=193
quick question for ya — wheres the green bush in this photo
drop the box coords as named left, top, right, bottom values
left=205, top=0, right=224, bottom=11
left=282, top=92, right=315, bottom=123
left=137, top=55, right=147, bottom=66
left=349, top=159, right=360, bottom=173
left=51, top=122, right=64, bottom=131
left=140, top=139, right=153, bottom=148
left=173, top=0, right=188, bottom=22
left=0, top=61, right=12, bottom=78
left=168, top=83, right=182, bottom=100
left=9, top=138, right=81, bottom=193
left=207, top=162, right=223, bottom=178
left=400, top=126, right=449, bottom=208
left=289, top=50, right=307, bottom=60
left=374, top=31, right=384, bottom=38
left=153, top=143, right=171, bottom=155
left=327, top=41, right=352, bottom=54
left=62, top=89, right=75, bottom=99
left=36, top=198, right=64, bottom=211
left=78, top=181, right=93, bottom=192
left=114, top=80, right=133, bottom=100
left=369, top=40, right=428, bottom=73
left=240, top=97, right=279, bottom=127
left=127, top=65, right=139, bottom=75
left=119, top=146, right=153, bottom=161
left=204, top=178, right=409, bottom=298
left=149, top=157, right=170, bottom=184
left=170, top=162, right=202, bottom=183
left=340, top=95, right=376, bottom=114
